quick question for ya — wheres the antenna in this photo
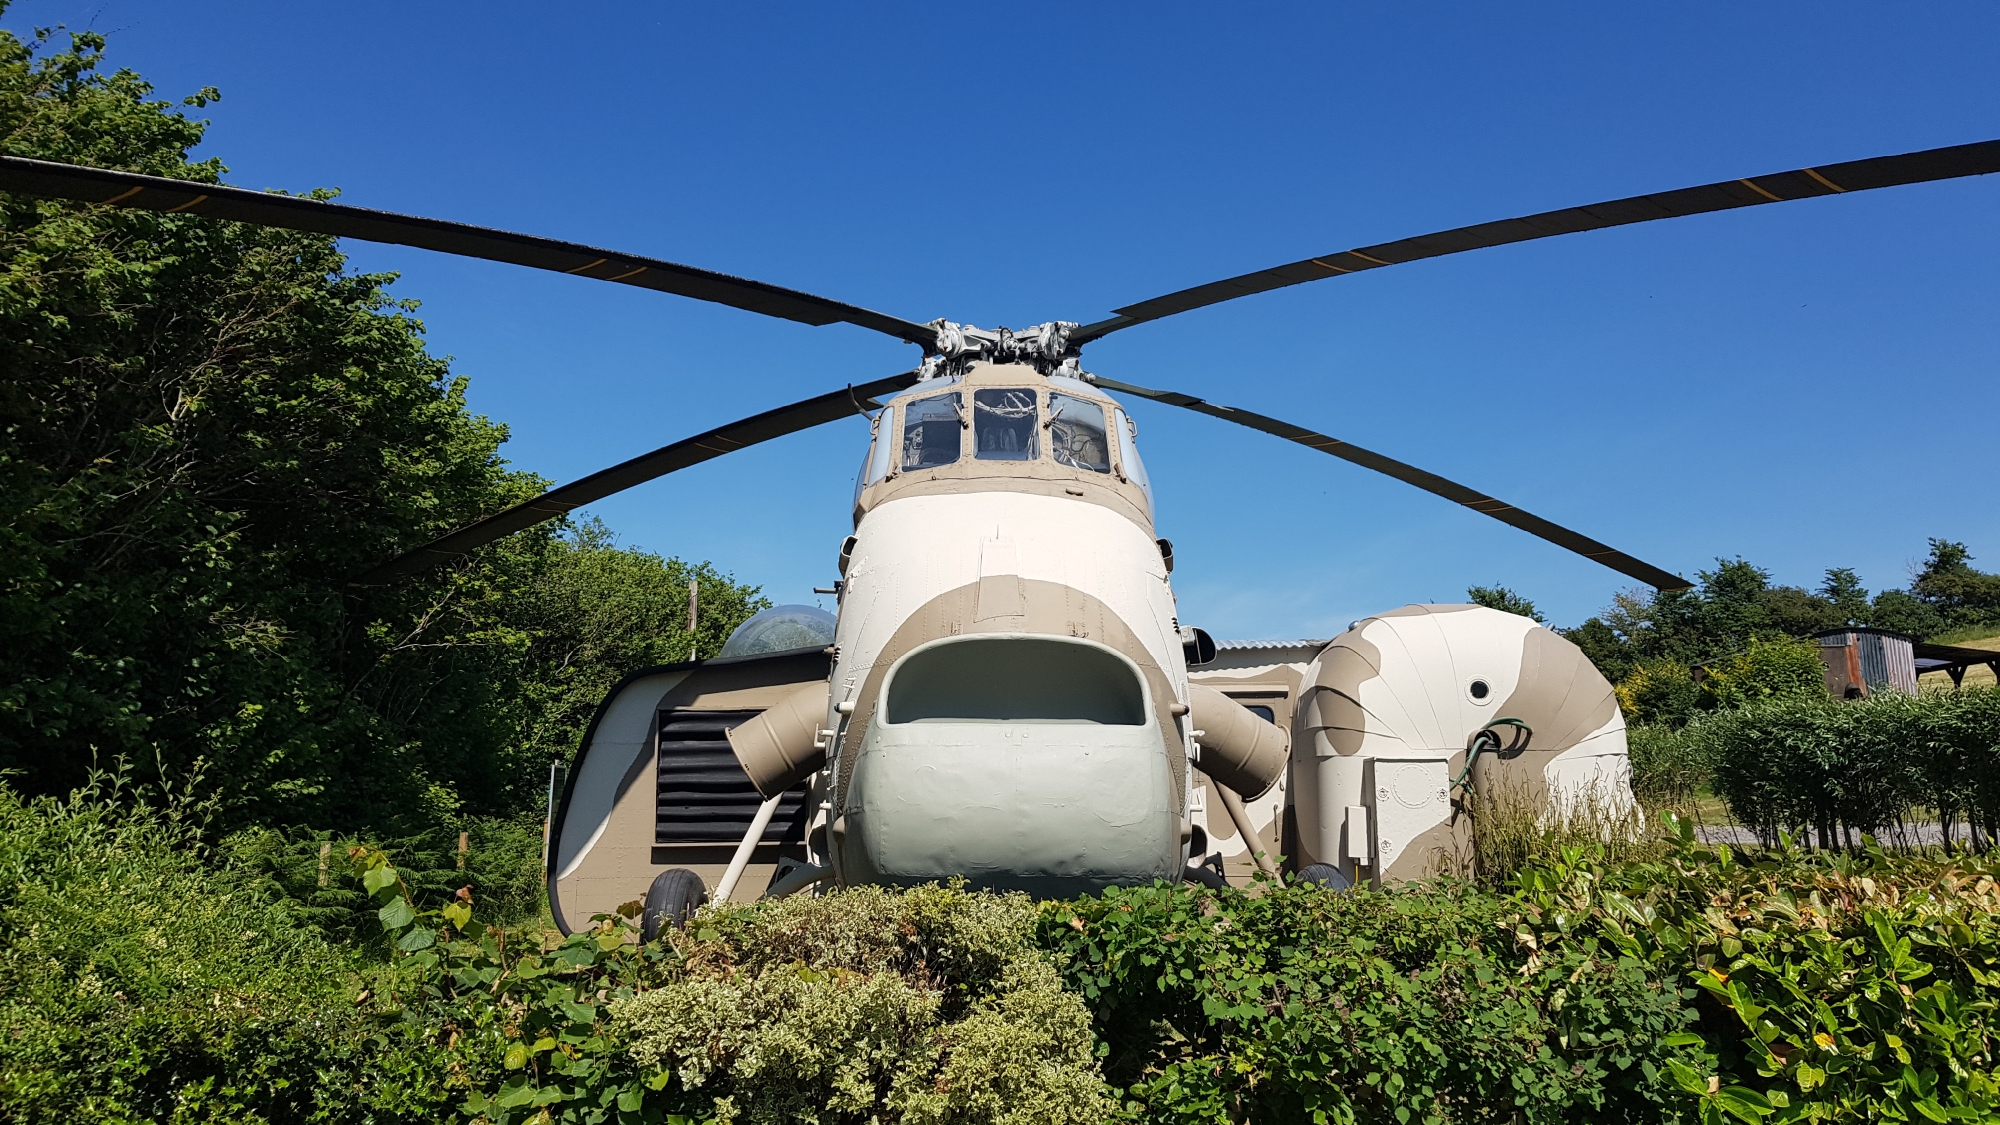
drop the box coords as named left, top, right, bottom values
left=687, top=577, right=699, bottom=662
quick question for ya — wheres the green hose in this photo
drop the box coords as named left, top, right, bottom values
left=1450, top=716, right=1533, bottom=792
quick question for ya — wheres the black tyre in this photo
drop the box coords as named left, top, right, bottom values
left=640, top=868, right=708, bottom=941
left=1294, top=862, right=1353, bottom=892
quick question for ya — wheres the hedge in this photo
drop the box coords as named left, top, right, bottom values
left=8, top=779, right=2000, bottom=1124
left=1690, top=686, right=2000, bottom=846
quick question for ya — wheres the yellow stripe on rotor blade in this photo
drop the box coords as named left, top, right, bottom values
left=1737, top=178, right=1783, bottom=202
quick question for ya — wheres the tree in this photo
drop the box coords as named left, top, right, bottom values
left=1614, top=659, right=1701, bottom=726
left=1562, top=617, right=1634, bottom=684
left=1908, top=539, right=2000, bottom=635
left=1697, top=636, right=1827, bottom=711
left=507, top=520, right=770, bottom=770
left=1819, top=568, right=1870, bottom=627
left=1867, top=589, right=1944, bottom=640
left=0, top=25, right=767, bottom=830
left=1466, top=584, right=1544, bottom=622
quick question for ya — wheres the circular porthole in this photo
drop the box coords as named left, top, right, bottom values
left=1467, top=678, right=1492, bottom=704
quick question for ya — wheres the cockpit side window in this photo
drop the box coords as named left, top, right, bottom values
left=1048, top=393, right=1111, bottom=473
left=853, top=411, right=895, bottom=509
left=900, top=392, right=962, bottom=471
left=973, top=388, right=1040, bottom=461
left=1112, top=408, right=1153, bottom=509
left=864, top=411, right=894, bottom=484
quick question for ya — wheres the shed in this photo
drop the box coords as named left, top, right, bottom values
left=1811, top=628, right=1918, bottom=698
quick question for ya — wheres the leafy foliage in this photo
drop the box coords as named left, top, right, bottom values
left=0, top=772, right=399, bottom=1122
left=616, top=884, right=1110, bottom=1125
left=1465, top=584, right=1544, bottom=622
left=346, top=852, right=1111, bottom=1125
left=223, top=813, right=551, bottom=945
left=1620, top=659, right=1707, bottom=727
left=1694, top=637, right=1827, bottom=712
left=1626, top=722, right=1713, bottom=807
left=1563, top=544, right=2000, bottom=692
left=0, top=25, right=767, bottom=831
left=1039, top=876, right=1699, bottom=1124
left=1511, top=818, right=2000, bottom=1123
left=1613, top=630, right=1839, bottom=728
left=1694, top=687, right=2000, bottom=848
left=348, top=846, right=701, bottom=1125
left=14, top=778, right=2000, bottom=1125
left=507, top=519, right=770, bottom=773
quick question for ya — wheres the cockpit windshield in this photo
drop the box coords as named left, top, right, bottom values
left=1048, top=392, right=1111, bottom=473
left=973, top=388, right=1039, bottom=460
left=867, top=385, right=1146, bottom=519
left=900, top=392, right=961, bottom=470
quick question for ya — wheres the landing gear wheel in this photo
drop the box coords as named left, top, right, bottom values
left=1295, top=862, right=1354, bottom=892
left=640, top=868, right=708, bottom=941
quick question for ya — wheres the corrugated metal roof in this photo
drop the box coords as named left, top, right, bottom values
left=1215, top=639, right=1329, bottom=651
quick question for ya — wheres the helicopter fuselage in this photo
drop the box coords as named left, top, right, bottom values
left=823, top=362, right=1193, bottom=895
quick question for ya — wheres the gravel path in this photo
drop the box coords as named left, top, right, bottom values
left=1694, top=822, right=1979, bottom=848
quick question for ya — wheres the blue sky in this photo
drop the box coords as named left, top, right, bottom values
left=21, top=2, right=1997, bottom=636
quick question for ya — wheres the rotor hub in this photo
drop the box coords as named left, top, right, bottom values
left=918, top=320, right=1086, bottom=381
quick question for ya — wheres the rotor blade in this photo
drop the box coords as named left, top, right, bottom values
left=1075, top=139, right=2000, bottom=343
left=1095, top=376, right=1691, bottom=591
left=0, top=156, right=938, bottom=349
left=352, top=370, right=920, bottom=585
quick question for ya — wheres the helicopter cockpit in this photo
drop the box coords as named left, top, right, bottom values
left=852, top=365, right=1155, bottom=528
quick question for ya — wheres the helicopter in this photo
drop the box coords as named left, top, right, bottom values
left=5, top=138, right=1994, bottom=935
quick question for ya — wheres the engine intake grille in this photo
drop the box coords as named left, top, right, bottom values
left=656, top=709, right=809, bottom=845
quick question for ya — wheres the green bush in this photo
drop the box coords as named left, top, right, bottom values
left=1696, top=687, right=2000, bottom=846
left=224, top=813, right=550, bottom=945
left=615, top=886, right=1109, bottom=1125
left=13, top=777, right=2000, bottom=1124
left=1696, top=637, right=1826, bottom=711
left=1628, top=722, right=1713, bottom=806
left=342, top=849, right=1112, bottom=1125
left=1512, top=818, right=2000, bottom=1123
left=1619, top=659, right=1705, bottom=726
left=0, top=775, right=383, bottom=1122
left=1038, top=876, right=1699, bottom=1124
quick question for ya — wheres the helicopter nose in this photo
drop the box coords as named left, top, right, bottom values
left=836, top=634, right=1181, bottom=896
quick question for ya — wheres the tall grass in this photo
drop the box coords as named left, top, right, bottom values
left=1462, top=777, right=1669, bottom=885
